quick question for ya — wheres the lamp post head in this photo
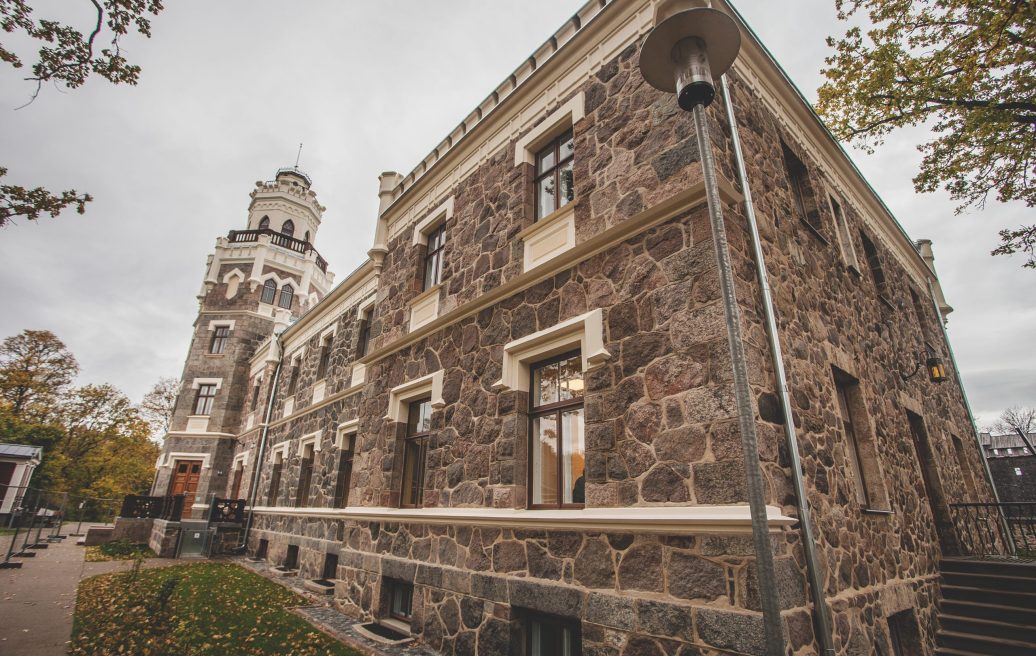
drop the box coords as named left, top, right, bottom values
left=638, top=1, right=741, bottom=110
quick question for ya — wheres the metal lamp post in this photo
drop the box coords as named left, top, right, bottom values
left=639, top=2, right=785, bottom=654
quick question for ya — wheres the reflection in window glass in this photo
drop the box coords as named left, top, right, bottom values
left=535, top=129, right=575, bottom=220
left=530, top=352, right=585, bottom=508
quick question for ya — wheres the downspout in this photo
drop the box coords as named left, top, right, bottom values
left=236, top=333, right=285, bottom=552
left=719, top=76, right=836, bottom=655
left=926, top=279, right=1015, bottom=554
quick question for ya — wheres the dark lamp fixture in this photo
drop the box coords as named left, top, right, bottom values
left=926, top=355, right=948, bottom=383
left=899, top=350, right=948, bottom=383
left=638, top=2, right=741, bottom=109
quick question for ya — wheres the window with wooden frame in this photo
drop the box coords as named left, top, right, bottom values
left=832, top=368, right=889, bottom=510
left=859, top=231, right=891, bottom=305
left=535, top=129, right=575, bottom=220
left=356, top=307, right=372, bottom=358
left=828, top=194, right=859, bottom=271
left=260, top=279, right=277, bottom=304
left=333, top=446, right=353, bottom=508
left=316, top=335, right=332, bottom=380
left=194, top=384, right=217, bottom=416
left=385, top=579, right=414, bottom=621
left=525, top=611, right=581, bottom=656
left=278, top=284, right=294, bottom=309
left=267, top=454, right=283, bottom=506
left=250, top=379, right=262, bottom=411
left=230, top=462, right=244, bottom=499
left=286, top=358, right=301, bottom=396
left=422, top=224, right=446, bottom=291
left=529, top=351, right=586, bottom=509
left=210, top=326, right=230, bottom=354
left=781, top=141, right=823, bottom=236
left=296, top=443, right=315, bottom=507
left=399, top=398, right=432, bottom=508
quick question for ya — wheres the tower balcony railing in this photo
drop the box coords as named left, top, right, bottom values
left=227, top=228, right=328, bottom=273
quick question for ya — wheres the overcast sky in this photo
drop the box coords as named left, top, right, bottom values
left=0, top=1, right=1031, bottom=429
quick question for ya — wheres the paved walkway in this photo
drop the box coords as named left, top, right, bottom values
left=0, top=525, right=174, bottom=656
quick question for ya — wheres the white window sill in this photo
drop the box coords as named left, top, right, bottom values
left=250, top=504, right=795, bottom=535
left=519, top=203, right=576, bottom=272
left=409, top=284, right=442, bottom=331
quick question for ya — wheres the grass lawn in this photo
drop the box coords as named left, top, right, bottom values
left=84, top=539, right=156, bottom=562
left=71, top=562, right=362, bottom=656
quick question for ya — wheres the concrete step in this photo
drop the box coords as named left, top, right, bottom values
left=940, top=584, right=1036, bottom=608
left=939, top=614, right=1036, bottom=645
left=942, top=570, right=1036, bottom=593
left=941, top=558, right=1036, bottom=579
left=940, top=598, right=1036, bottom=627
left=936, top=630, right=1036, bottom=656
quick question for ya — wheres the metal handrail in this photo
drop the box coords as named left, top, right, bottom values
left=226, top=228, right=328, bottom=272
left=950, top=502, right=1036, bottom=556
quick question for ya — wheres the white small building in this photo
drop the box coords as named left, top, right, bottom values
left=0, top=443, right=43, bottom=523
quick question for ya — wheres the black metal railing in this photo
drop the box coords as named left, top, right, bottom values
left=208, top=497, right=245, bottom=524
left=119, top=495, right=185, bottom=521
left=226, top=228, right=328, bottom=272
left=949, top=502, right=1036, bottom=556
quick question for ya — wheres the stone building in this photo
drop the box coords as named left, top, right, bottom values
left=154, top=1, right=1006, bottom=654
left=979, top=432, right=1036, bottom=503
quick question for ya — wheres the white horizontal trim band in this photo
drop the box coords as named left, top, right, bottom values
left=249, top=504, right=795, bottom=535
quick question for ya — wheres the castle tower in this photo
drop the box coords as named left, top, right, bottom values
left=153, top=168, right=335, bottom=517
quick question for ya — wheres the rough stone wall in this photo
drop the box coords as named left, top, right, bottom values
left=987, top=456, right=1036, bottom=502
left=233, top=22, right=980, bottom=656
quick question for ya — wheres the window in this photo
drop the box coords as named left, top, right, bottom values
left=258, top=215, right=270, bottom=230
left=386, top=579, right=414, bottom=621
left=296, top=444, right=314, bottom=507
left=286, top=359, right=301, bottom=396
left=525, top=612, right=581, bottom=656
left=400, top=398, right=432, bottom=508
left=423, top=224, right=446, bottom=290
left=194, top=384, right=217, bottom=416
left=1007, top=448, right=1014, bottom=455
left=832, top=368, right=889, bottom=510
left=535, top=129, right=574, bottom=220
left=859, top=231, right=890, bottom=303
left=281, top=220, right=295, bottom=238
left=230, top=463, right=244, bottom=499
left=910, top=289, right=933, bottom=346
left=250, top=379, right=262, bottom=411
left=284, top=544, right=299, bottom=570
left=887, top=610, right=921, bottom=656
left=316, top=336, right=332, bottom=380
left=210, top=326, right=230, bottom=354
left=950, top=434, right=977, bottom=497
left=529, top=352, right=585, bottom=509
left=267, top=454, right=283, bottom=506
left=278, top=284, right=294, bottom=309
left=333, top=447, right=353, bottom=508
left=993, top=449, right=1000, bottom=456
left=1015, top=467, right=1024, bottom=476
left=781, top=141, right=819, bottom=232
left=321, top=553, right=339, bottom=582
left=304, top=230, right=311, bottom=243
left=829, top=194, right=859, bottom=270
left=356, top=307, right=372, bottom=358
left=261, top=279, right=277, bottom=304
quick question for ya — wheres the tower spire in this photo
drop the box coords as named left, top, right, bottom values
left=294, top=142, right=303, bottom=169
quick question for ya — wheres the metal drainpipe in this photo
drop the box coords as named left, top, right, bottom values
left=690, top=101, right=786, bottom=654
left=719, top=75, right=835, bottom=655
left=926, top=280, right=1015, bottom=554
left=237, top=334, right=285, bottom=551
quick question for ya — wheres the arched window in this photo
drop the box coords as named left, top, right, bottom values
left=304, top=230, right=311, bottom=243
left=260, top=279, right=277, bottom=304
left=281, top=220, right=295, bottom=238
left=278, top=284, right=294, bottom=309
left=258, top=216, right=270, bottom=231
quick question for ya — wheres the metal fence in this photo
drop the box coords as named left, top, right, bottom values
left=2, top=486, right=119, bottom=569
left=949, top=502, right=1036, bottom=557
left=119, top=494, right=185, bottom=521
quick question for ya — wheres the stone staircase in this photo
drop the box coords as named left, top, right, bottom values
left=936, top=558, right=1036, bottom=655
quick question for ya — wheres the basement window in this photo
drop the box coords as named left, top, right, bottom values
left=887, top=609, right=921, bottom=656
left=524, top=611, right=581, bottom=656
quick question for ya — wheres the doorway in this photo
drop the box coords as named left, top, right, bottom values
left=906, top=412, right=960, bottom=555
left=169, top=460, right=203, bottom=517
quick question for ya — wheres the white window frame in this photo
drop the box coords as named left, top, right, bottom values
left=385, top=371, right=445, bottom=422
left=299, top=430, right=323, bottom=455
left=513, top=92, right=584, bottom=167
left=412, top=196, right=454, bottom=246
left=336, top=419, right=359, bottom=450
left=494, top=309, right=610, bottom=392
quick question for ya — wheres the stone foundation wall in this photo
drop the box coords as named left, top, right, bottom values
left=112, top=517, right=152, bottom=545
left=149, top=519, right=180, bottom=558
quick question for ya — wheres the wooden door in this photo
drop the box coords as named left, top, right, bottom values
left=169, top=460, right=203, bottom=516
